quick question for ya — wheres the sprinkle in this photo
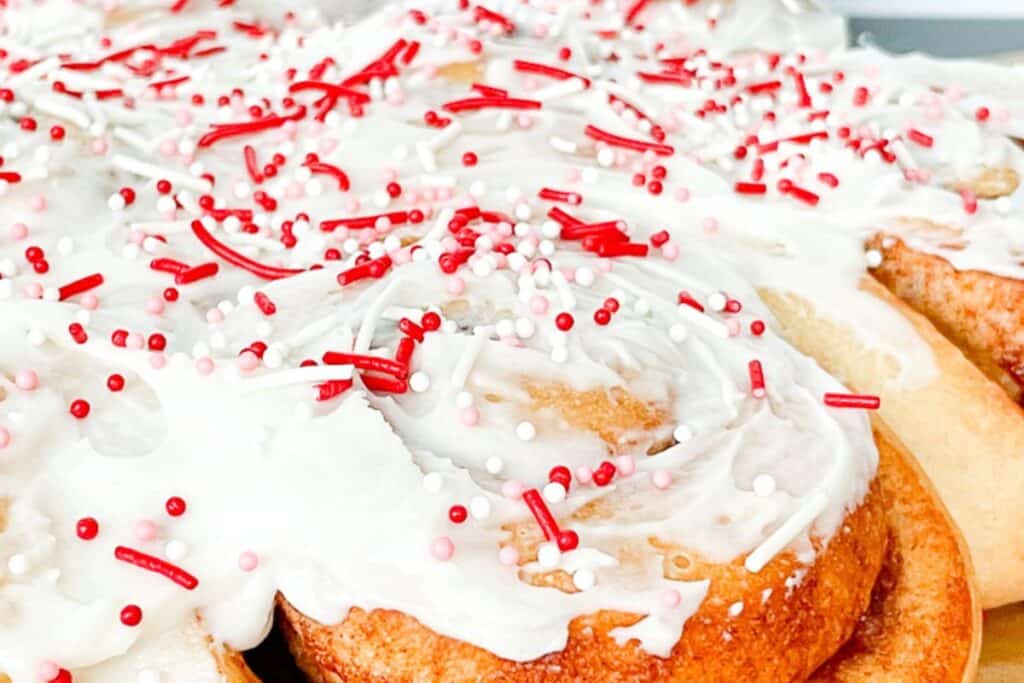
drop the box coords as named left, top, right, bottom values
left=191, top=221, right=303, bottom=281
left=430, top=536, right=455, bottom=561
left=734, top=181, right=767, bottom=195
left=584, top=125, right=675, bottom=157
left=114, top=545, right=198, bottom=590
left=753, top=474, right=777, bottom=497
left=323, top=352, right=408, bottom=379
left=513, top=60, right=590, bottom=88
left=538, top=188, right=582, bottom=205
left=823, top=393, right=880, bottom=410
left=652, top=471, right=672, bottom=490
left=76, top=517, right=99, bottom=540
left=442, top=97, right=542, bottom=113
left=748, top=360, right=766, bottom=398
left=906, top=129, right=934, bottom=148
left=745, top=491, right=829, bottom=573
left=120, top=604, right=143, bottom=627
left=238, top=552, right=259, bottom=572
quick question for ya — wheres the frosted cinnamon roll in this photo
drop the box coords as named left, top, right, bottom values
left=0, top=0, right=995, bottom=680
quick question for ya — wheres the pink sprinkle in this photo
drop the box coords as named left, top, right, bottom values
left=499, top=546, right=520, bottom=566
left=206, top=308, right=225, bottom=324
left=24, top=282, right=43, bottom=299
left=437, top=187, right=454, bottom=201
left=459, top=406, right=480, bottom=426
left=702, top=217, right=719, bottom=234
left=238, top=551, right=259, bottom=572
left=564, top=167, right=582, bottom=183
left=501, top=479, right=525, bottom=500
left=0, top=427, right=10, bottom=449
left=81, top=294, right=100, bottom=310
left=92, top=138, right=109, bottom=155
left=285, top=182, right=305, bottom=200
left=446, top=276, right=466, bottom=295
left=596, top=259, right=613, bottom=273
left=661, top=243, right=679, bottom=261
left=159, top=139, right=177, bottom=156
left=129, top=230, right=146, bottom=245
left=146, top=297, right=165, bottom=315
left=996, top=107, right=1011, bottom=124
left=661, top=588, right=682, bottom=608
left=29, top=196, right=46, bottom=212
left=652, top=470, right=672, bottom=490
left=529, top=295, right=549, bottom=315
left=149, top=354, right=167, bottom=369
left=236, top=351, right=260, bottom=373
left=575, top=466, right=593, bottom=485
left=344, top=198, right=361, bottom=213
left=10, top=222, right=28, bottom=240
left=175, top=109, right=193, bottom=126
left=135, top=519, right=158, bottom=542
left=516, top=113, right=534, bottom=129
left=195, top=357, right=215, bottom=375
left=126, top=333, right=145, bottom=350
left=430, top=536, right=455, bottom=561
left=15, top=370, right=39, bottom=391
left=38, top=661, right=60, bottom=682
left=727, top=319, right=742, bottom=337
left=615, top=455, right=635, bottom=477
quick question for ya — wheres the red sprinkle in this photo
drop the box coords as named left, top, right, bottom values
left=323, top=351, right=409, bottom=379
left=399, top=318, right=426, bottom=342
left=76, top=517, right=99, bottom=540
left=120, top=604, right=143, bottom=627
left=192, top=221, right=303, bottom=281
left=442, top=97, right=542, bottom=113
left=906, top=129, right=934, bottom=148
left=449, top=505, right=468, bottom=524
left=584, top=124, right=674, bottom=157
left=538, top=188, right=582, bottom=205
left=57, top=273, right=104, bottom=302
left=165, top=496, right=187, bottom=517
left=254, top=292, right=276, bottom=316
left=114, top=545, right=199, bottom=590
left=748, top=360, right=766, bottom=398
left=70, top=399, right=91, bottom=419
left=107, top=374, right=125, bottom=392
left=522, top=488, right=561, bottom=543
left=555, top=312, right=574, bottom=331
left=823, top=393, right=880, bottom=410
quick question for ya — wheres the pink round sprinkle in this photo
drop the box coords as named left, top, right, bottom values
left=564, top=167, right=582, bottom=183
left=575, top=466, right=593, bottom=485
left=145, top=297, right=165, bottom=315
left=29, top=196, right=46, bottom=212
left=498, top=546, right=520, bottom=566
left=238, top=551, right=259, bottom=572
left=615, top=455, right=635, bottom=477
left=652, top=470, right=672, bottom=490
left=529, top=295, right=549, bottom=315
left=661, top=243, right=679, bottom=261
left=24, top=283, right=43, bottom=299
left=10, top=222, right=28, bottom=240
left=15, top=370, right=39, bottom=391
left=501, top=479, right=525, bottom=500
left=81, top=294, right=100, bottom=310
left=0, top=427, right=10, bottom=449
left=702, top=217, right=719, bottom=234
left=206, top=308, right=224, bottom=324
left=135, top=519, right=158, bottom=542
left=430, top=536, right=455, bottom=561
left=126, top=333, right=145, bottom=350
left=37, top=660, right=60, bottom=682
left=149, top=354, right=166, bottom=369
left=674, top=187, right=691, bottom=203
left=446, top=277, right=466, bottom=295
left=159, top=139, right=177, bottom=156
left=92, top=138, right=109, bottom=154
left=459, top=406, right=480, bottom=426
left=195, top=357, right=215, bottom=376
left=661, top=588, right=682, bottom=608
left=236, top=351, right=260, bottom=373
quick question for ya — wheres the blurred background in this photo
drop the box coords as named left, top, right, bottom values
left=821, top=0, right=1024, bottom=56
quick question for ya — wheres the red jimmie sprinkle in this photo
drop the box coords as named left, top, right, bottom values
left=906, top=129, right=934, bottom=148
left=305, top=161, right=350, bottom=191
left=824, top=393, right=881, bottom=410
left=734, top=181, right=767, bottom=195
left=114, top=545, right=199, bottom=590
left=321, top=211, right=409, bottom=231
left=398, top=318, right=425, bottom=342
left=522, top=488, right=566, bottom=545
left=58, top=273, right=104, bottom=301
left=191, top=221, right=303, bottom=280
left=442, top=97, right=542, bottom=113
left=174, top=262, right=219, bottom=285
left=323, top=351, right=409, bottom=379
left=513, top=59, right=591, bottom=87
left=360, top=374, right=408, bottom=394
left=584, top=124, right=675, bottom=157
left=317, top=379, right=354, bottom=402
left=394, top=337, right=416, bottom=366
left=596, top=241, right=649, bottom=258
left=537, top=188, right=582, bottom=205
left=748, top=360, right=766, bottom=399
left=254, top=292, right=276, bottom=316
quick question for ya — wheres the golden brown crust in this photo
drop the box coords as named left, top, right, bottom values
left=809, top=420, right=980, bottom=682
left=277, top=484, right=886, bottom=682
left=948, top=167, right=1020, bottom=200
left=760, top=278, right=1024, bottom=608
left=867, top=232, right=1024, bottom=404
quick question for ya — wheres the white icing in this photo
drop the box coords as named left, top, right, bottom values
left=1, top=0, right=1018, bottom=679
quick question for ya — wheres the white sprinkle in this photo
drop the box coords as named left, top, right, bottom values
left=669, top=323, right=688, bottom=342
left=451, top=332, right=486, bottom=390
left=485, top=456, right=504, bottom=474
left=549, top=136, right=578, bottom=154
left=516, top=421, right=537, bottom=441
left=597, top=148, right=615, bottom=167
left=572, top=568, right=596, bottom=591
left=469, top=496, right=492, bottom=520
left=410, top=372, right=431, bottom=393
left=514, top=317, right=536, bottom=339
left=469, top=180, right=488, bottom=198
left=551, top=345, right=569, bottom=364
left=27, top=328, right=47, bottom=346
left=707, top=292, right=728, bottom=312
left=7, top=554, right=29, bottom=575
left=864, top=249, right=883, bottom=268
left=165, top=540, right=188, bottom=561
left=574, top=267, right=595, bottom=287
left=673, top=424, right=693, bottom=443
left=112, top=154, right=212, bottom=193
left=537, top=543, right=561, bottom=569
left=745, top=491, right=829, bottom=573
left=455, top=391, right=475, bottom=409
left=239, top=365, right=353, bottom=393
left=543, top=481, right=566, bottom=504
left=422, top=472, right=443, bottom=493
left=136, top=669, right=161, bottom=683
left=728, top=601, right=744, bottom=617
left=753, top=474, right=777, bottom=497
